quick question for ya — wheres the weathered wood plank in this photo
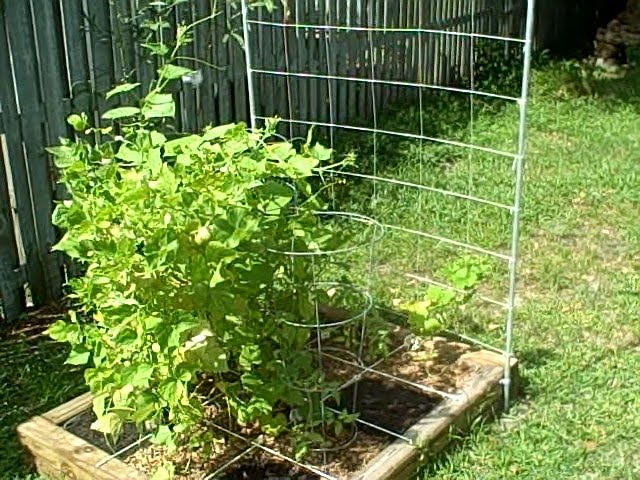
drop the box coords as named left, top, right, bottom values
left=2, top=1, right=57, bottom=306
left=109, top=0, right=137, bottom=83
left=42, top=392, right=93, bottom=425
left=0, top=29, right=25, bottom=321
left=294, top=0, right=309, bottom=130
left=29, top=0, right=69, bottom=299
left=192, top=0, right=214, bottom=129
left=17, top=416, right=146, bottom=480
left=218, top=0, right=234, bottom=124
left=324, top=0, right=338, bottom=144
left=0, top=132, right=25, bottom=321
left=85, top=0, right=116, bottom=120
left=59, top=0, right=93, bottom=115
left=350, top=352, right=513, bottom=480
left=229, top=1, right=249, bottom=125
left=175, top=1, right=197, bottom=132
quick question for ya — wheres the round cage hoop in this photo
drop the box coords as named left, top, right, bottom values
left=266, top=210, right=384, bottom=257
left=279, top=282, right=373, bottom=329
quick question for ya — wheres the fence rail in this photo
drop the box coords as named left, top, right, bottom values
left=0, top=0, right=605, bottom=321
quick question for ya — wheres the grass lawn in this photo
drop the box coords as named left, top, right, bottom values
left=417, top=63, right=640, bottom=478
left=2, top=59, right=639, bottom=479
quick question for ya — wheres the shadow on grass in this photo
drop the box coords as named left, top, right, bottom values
left=512, top=347, right=558, bottom=401
left=532, top=48, right=640, bottom=114
left=0, top=306, right=84, bottom=480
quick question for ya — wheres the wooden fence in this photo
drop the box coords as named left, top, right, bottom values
left=0, top=0, right=605, bottom=321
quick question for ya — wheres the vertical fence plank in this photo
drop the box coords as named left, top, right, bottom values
left=296, top=0, right=309, bottom=127
left=228, top=2, right=249, bottom=125
left=306, top=1, right=320, bottom=123
left=324, top=0, right=338, bottom=143
left=284, top=0, right=301, bottom=133
left=176, top=2, right=197, bottom=132
left=85, top=0, right=116, bottom=120
left=192, top=0, right=214, bottom=129
left=273, top=4, right=291, bottom=126
left=110, top=0, right=137, bottom=83
left=333, top=0, right=347, bottom=126
left=2, top=1, right=56, bottom=306
left=59, top=0, right=93, bottom=116
left=358, top=0, right=368, bottom=120
left=28, top=0, right=71, bottom=299
left=0, top=131, right=25, bottom=321
left=218, top=1, right=234, bottom=123
left=316, top=0, right=329, bottom=129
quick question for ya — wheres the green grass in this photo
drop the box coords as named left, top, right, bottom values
left=2, top=59, right=640, bottom=479
left=0, top=310, right=85, bottom=479
left=414, top=65, right=640, bottom=479
left=338, top=60, right=640, bottom=479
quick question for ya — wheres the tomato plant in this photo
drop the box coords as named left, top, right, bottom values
left=402, top=256, right=490, bottom=336
left=46, top=7, right=354, bottom=459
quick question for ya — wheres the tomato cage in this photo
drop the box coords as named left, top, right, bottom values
left=237, top=0, right=534, bottom=477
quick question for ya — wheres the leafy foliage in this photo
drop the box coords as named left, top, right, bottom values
left=402, top=256, right=490, bottom=336
left=48, top=104, right=349, bottom=447
left=46, top=7, right=353, bottom=459
left=474, top=39, right=524, bottom=98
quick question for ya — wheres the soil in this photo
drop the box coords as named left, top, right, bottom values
left=65, top=410, right=146, bottom=455
left=64, top=331, right=479, bottom=479
left=219, top=456, right=322, bottom=480
left=375, top=328, right=478, bottom=395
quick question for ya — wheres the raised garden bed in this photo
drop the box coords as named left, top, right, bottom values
left=18, top=332, right=516, bottom=480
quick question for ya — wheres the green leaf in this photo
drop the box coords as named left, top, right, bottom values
left=425, top=286, right=456, bottom=305
left=90, top=412, right=122, bottom=435
left=92, top=393, right=108, bottom=418
left=67, top=113, right=88, bottom=132
left=130, top=364, right=154, bottom=388
left=158, top=64, right=196, bottom=80
left=159, top=378, right=184, bottom=404
left=115, top=144, right=144, bottom=165
left=143, top=93, right=175, bottom=119
left=256, top=181, right=294, bottom=215
left=209, top=263, right=224, bottom=288
left=241, top=373, right=263, bottom=387
left=164, top=134, right=203, bottom=155
left=46, top=146, right=76, bottom=169
left=288, top=154, right=319, bottom=177
left=102, top=106, right=141, bottom=120
left=239, top=344, right=262, bottom=370
left=52, top=232, right=82, bottom=258
left=46, top=319, right=75, bottom=342
left=151, top=425, right=174, bottom=445
left=142, top=42, right=170, bottom=57
left=420, top=318, right=442, bottom=335
left=310, top=143, right=332, bottom=161
left=66, top=346, right=91, bottom=365
left=150, top=462, right=175, bottom=480
left=150, top=131, right=167, bottom=147
left=132, top=392, right=157, bottom=424
left=202, top=123, right=235, bottom=140
left=106, top=82, right=141, bottom=100
left=115, top=328, right=138, bottom=345
left=144, top=316, right=164, bottom=332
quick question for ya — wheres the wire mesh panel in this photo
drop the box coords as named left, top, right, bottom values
left=241, top=0, right=533, bottom=400
left=235, top=1, right=537, bottom=474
